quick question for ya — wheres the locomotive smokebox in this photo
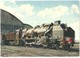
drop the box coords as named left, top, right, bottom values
left=55, top=20, right=61, bottom=25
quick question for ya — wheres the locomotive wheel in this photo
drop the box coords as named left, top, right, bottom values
left=3, top=40, right=9, bottom=45
left=63, top=44, right=70, bottom=51
left=66, top=44, right=71, bottom=51
left=19, top=40, right=25, bottom=46
left=56, top=45, right=59, bottom=50
left=54, top=42, right=60, bottom=50
left=58, top=42, right=60, bottom=49
left=48, top=43, right=60, bottom=49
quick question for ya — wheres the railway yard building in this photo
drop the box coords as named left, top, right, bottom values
left=0, top=9, right=32, bottom=35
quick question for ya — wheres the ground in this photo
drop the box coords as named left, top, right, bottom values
left=1, top=44, right=79, bottom=57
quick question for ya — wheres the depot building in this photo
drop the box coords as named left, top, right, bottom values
left=0, top=9, right=32, bottom=34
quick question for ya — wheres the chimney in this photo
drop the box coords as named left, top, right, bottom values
left=55, top=20, right=61, bottom=25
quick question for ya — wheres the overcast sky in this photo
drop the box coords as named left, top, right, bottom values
left=0, top=0, right=80, bottom=41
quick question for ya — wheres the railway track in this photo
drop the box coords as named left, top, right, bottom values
left=1, top=44, right=79, bottom=56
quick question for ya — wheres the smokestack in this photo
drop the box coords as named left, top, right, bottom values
left=55, top=20, right=61, bottom=25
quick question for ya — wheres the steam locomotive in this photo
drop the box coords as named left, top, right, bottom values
left=2, top=21, right=75, bottom=50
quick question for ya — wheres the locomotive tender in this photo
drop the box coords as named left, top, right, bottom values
left=2, top=21, right=75, bottom=50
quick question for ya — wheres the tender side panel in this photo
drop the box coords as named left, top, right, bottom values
left=6, top=32, right=15, bottom=40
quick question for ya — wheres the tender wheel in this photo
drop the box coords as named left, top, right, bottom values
left=4, top=40, right=9, bottom=45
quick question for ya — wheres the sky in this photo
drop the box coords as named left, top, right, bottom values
left=0, top=0, right=80, bottom=41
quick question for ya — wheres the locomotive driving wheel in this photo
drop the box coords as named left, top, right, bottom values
left=62, top=43, right=71, bottom=51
